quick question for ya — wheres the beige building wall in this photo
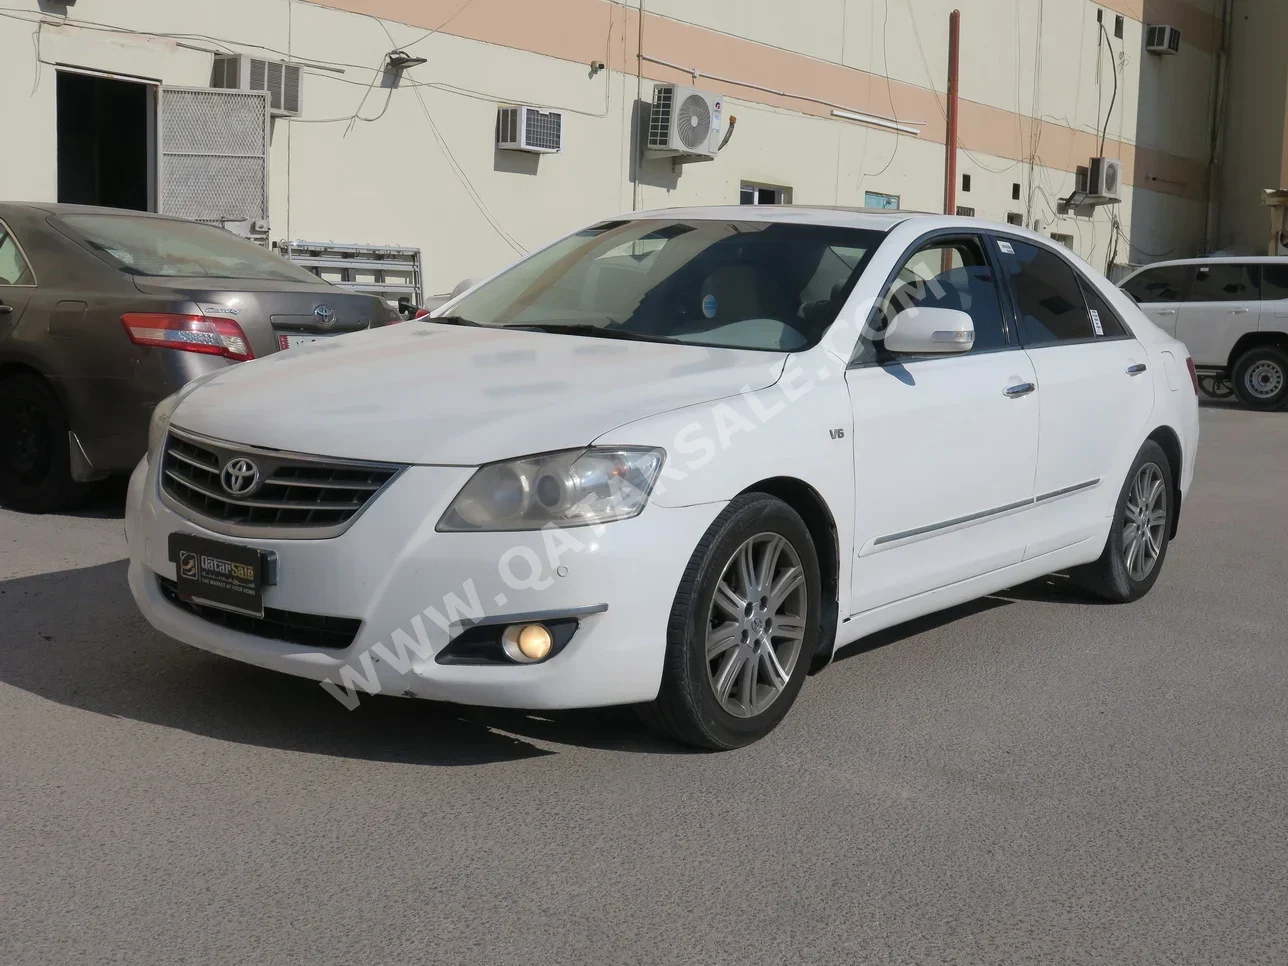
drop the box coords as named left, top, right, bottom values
left=0, top=0, right=1221, bottom=290
left=1217, top=0, right=1288, bottom=254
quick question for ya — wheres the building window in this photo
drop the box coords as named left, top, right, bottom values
left=961, top=173, right=972, bottom=192
left=864, top=190, right=900, bottom=210
left=1007, top=212, right=1024, bottom=226
left=740, top=182, right=791, bottom=205
left=1012, top=182, right=1021, bottom=201
left=955, top=205, right=975, bottom=217
left=1051, top=232, right=1075, bottom=249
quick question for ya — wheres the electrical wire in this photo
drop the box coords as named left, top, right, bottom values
left=1098, top=22, right=1119, bottom=156
left=410, top=84, right=526, bottom=255
left=861, top=0, right=901, bottom=180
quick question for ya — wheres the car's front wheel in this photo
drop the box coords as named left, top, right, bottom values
left=1072, top=440, right=1174, bottom=603
left=639, top=493, right=820, bottom=750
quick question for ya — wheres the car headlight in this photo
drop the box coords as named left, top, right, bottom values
left=147, top=370, right=225, bottom=456
left=438, top=447, right=666, bottom=532
left=148, top=392, right=184, bottom=456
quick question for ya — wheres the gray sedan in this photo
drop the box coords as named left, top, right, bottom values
left=0, top=202, right=398, bottom=512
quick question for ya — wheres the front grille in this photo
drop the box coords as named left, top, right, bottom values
left=161, top=431, right=403, bottom=534
left=158, top=576, right=361, bottom=650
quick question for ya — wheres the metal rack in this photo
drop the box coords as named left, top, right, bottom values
left=279, top=240, right=423, bottom=307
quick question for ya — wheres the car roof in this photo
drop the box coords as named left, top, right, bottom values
left=1125, top=255, right=1288, bottom=272
left=628, top=204, right=924, bottom=231
left=0, top=201, right=188, bottom=220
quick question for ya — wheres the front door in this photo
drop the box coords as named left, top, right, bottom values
left=1121, top=263, right=1190, bottom=338
left=1174, top=262, right=1261, bottom=368
left=847, top=233, right=1039, bottom=614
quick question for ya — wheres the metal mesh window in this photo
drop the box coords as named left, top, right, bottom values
left=160, top=88, right=268, bottom=225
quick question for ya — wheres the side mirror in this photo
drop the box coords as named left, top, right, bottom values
left=884, top=307, right=975, bottom=355
left=450, top=277, right=478, bottom=299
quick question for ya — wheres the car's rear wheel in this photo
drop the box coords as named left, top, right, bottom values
left=1072, top=440, right=1173, bottom=603
left=638, top=493, right=820, bottom=750
left=0, top=373, right=88, bottom=514
left=1231, top=346, right=1288, bottom=411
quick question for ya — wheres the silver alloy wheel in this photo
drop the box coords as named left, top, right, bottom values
left=1122, top=462, right=1168, bottom=581
left=1244, top=359, right=1286, bottom=399
left=705, top=532, right=808, bottom=718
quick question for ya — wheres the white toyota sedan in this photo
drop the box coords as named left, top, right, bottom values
left=126, top=207, right=1200, bottom=749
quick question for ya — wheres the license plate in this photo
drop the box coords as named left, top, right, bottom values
left=277, top=333, right=332, bottom=350
left=169, top=533, right=265, bottom=618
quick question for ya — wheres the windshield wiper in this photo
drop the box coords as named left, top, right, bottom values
left=424, top=315, right=485, bottom=326
left=508, top=322, right=681, bottom=345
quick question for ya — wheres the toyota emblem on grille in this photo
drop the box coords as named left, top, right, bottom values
left=221, top=458, right=261, bottom=496
left=314, top=304, right=337, bottom=327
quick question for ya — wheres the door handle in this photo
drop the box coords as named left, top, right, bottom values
left=1003, top=382, right=1036, bottom=397
left=1126, top=363, right=1147, bottom=375
left=1227, top=308, right=1250, bottom=315
left=1152, top=309, right=1176, bottom=316
left=0, top=304, right=13, bottom=315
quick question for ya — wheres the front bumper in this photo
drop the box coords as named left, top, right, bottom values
left=126, top=453, right=724, bottom=709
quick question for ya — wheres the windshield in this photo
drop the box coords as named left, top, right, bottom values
left=442, top=219, right=885, bottom=351
left=58, top=214, right=323, bottom=283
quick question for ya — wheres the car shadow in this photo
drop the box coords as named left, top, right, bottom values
left=0, top=560, right=683, bottom=765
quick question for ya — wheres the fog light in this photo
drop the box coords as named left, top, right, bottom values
left=501, top=623, right=554, bottom=663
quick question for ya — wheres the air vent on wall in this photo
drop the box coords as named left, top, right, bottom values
left=1145, top=25, right=1182, bottom=55
left=495, top=106, right=563, bottom=154
left=211, top=54, right=302, bottom=116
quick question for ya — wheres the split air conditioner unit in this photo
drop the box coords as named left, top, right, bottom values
left=211, top=54, right=302, bottom=117
left=646, top=84, right=724, bottom=161
left=1145, top=25, right=1182, bottom=55
left=1088, top=157, right=1123, bottom=203
left=495, top=106, right=564, bottom=154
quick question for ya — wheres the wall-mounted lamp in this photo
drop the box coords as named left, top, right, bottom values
left=386, top=49, right=428, bottom=71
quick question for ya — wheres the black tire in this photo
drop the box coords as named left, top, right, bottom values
left=1231, top=346, right=1288, bottom=411
left=638, top=493, right=821, bottom=750
left=1072, top=440, right=1174, bottom=603
left=0, top=372, right=89, bottom=514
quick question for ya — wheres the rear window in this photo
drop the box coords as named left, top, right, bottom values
left=58, top=214, right=320, bottom=283
left=1187, top=263, right=1259, bottom=302
left=1261, top=264, right=1288, bottom=301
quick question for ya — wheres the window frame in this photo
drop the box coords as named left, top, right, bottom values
left=849, top=227, right=1020, bottom=369
left=987, top=231, right=1136, bottom=348
left=1184, top=261, right=1261, bottom=304
left=0, top=219, right=38, bottom=287
left=738, top=182, right=792, bottom=206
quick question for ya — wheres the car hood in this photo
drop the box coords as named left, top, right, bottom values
left=170, top=323, right=788, bottom=465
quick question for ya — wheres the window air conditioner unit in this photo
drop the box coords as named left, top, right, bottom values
left=495, top=106, right=563, bottom=154
left=1145, top=25, right=1182, bottom=55
left=1088, top=157, right=1123, bottom=202
left=211, top=54, right=302, bottom=117
left=646, top=84, right=724, bottom=160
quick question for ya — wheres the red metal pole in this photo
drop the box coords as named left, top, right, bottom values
left=945, top=9, right=961, bottom=215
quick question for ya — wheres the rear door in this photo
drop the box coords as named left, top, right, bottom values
left=1174, top=262, right=1261, bottom=368
left=992, top=236, right=1154, bottom=559
left=1120, top=263, right=1189, bottom=337
left=0, top=220, right=37, bottom=336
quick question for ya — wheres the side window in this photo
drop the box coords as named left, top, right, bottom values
left=1078, top=276, right=1130, bottom=339
left=0, top=226, right=35, bottom=285
left=1262, top=264, right=1288, bottom=301
left=996, top=239, right=1094, bottom=345
left=1187, top=263, right=1259, bottom=302
left=857, top=235, right=1009, bottom=364
left=1122, top=265, right=1188, bottom=303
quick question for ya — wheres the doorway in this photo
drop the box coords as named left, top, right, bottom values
left=57, top=70, right=156, bottom=211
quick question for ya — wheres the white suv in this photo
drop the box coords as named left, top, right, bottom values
left=126, top=208, right=1200, bottom=749
left=1120, top=257, right=1288, bottom=409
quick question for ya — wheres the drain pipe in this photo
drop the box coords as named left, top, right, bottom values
left=944, top=9, right=961, bottom=215
left=632, top=0, right=646, bottom=211
left=1203, top=0, right=1233, bottom=252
